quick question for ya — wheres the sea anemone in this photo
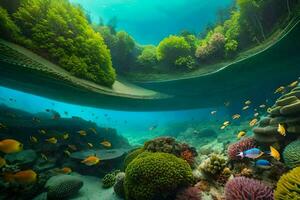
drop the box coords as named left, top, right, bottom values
left=175, top=186, right=201, bottom=200
left=224, top=177, right=273, bottom=200
left=227, top=137, right=256, bottom=160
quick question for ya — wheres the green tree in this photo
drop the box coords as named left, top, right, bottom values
left=137, top=45, right=158, bottom=67
left=0, top=8, right=21, bottom=41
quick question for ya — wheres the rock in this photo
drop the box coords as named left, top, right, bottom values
left=5, top=149, right=37, bottom=165
left=70, top=149, right=129, bottom=161
left=113, top=172, right=125, bottom=198
left=275, top=96, right=298, bottom=106
left=45, top=175, right=83, bottom=200
left=280, top=100, right=300, bottom=115
left=198, top=140, right=225, bottom=155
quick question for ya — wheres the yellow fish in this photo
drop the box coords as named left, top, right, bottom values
left=63, top=133, right=69, bottom=140
left=254, top=112, right=259, bottom=117
left=39, top=129, right=46, bottom=135
left=89, top=128, right=97, bottom=134
left=277, top=124, right=286, bottom=136
left=211, top=111, right=217, bottom=115
left=30, top=136, right=38, bottom=143
left=41, top=153, right=48, bottom=161
left=0, top=156, right=6, bottom=168
left=45, top=137, right=57, bottom=144
left=237, top=131, right=246, bottom=139
left=274, top=86, right=285, bottom=94
left=259, top=104, right=266, bottom=108
left=87, top=143, right=93, bottom=148
left=64, top=150, right=71, bottom=156
left=232, top=114, right=241, bottom=120
left=220, top=125, right=226, bottom=130
left=81, top=155, right=100, bottom=166
left=4, top=170, right=37, bottom=184
left=78, top=130, right=87, bottom=136
left=242, top=105, right=250, bottom=110
left=100, top=140, right=112, bottom=148
left=270, top=146, right=280, bottom=161
left=249, top=119, right=258, bottom=127
left=288, top=80, right=298, bottom=88
left=0, top=139, right=23, bottom=154
left=223, top=121, right=230, bottom=126
left=245, top=100, right=251, bottom=105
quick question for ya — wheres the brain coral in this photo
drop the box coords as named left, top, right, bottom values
left=283, top=140, right=300, bottom=168
left=124, top=152, right=194, bottom=200
left=227, top=137, right=256, bottom=160
left=224, top=177, right=273, bottom=200
left=46, top=175, right=83, bottom=200
left=274, top=167, right=300, bottom=200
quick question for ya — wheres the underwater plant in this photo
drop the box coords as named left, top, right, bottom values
left=274, top=167, right=300, bottom=200
left=227, top=137, right=256, bottom=160
left=283, top=140, right=300, bottom=168
left=224, top=177, right=273, bottom=200
left=124, top=152, right=194, bottom=200
left=175, top=186, right=202, bottom=200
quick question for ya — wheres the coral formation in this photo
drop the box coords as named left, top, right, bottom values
left=123, top=148, right=144, bottom=170
left=283, top=140, right=300, bottom=168
left=274, top=167, right=300, bottom=200
left=227, top=137, right=256, bottom=160
left=225, top=177, right=273, bottom=200
left=199, top=154, right=227, bottom=177
left=175, top=186, right=202, bottom=200
left=124, top=152, right=194, bottom=200
left=114, top=172, right=126, bottom=198
left=45, top=175, right=83, bottom=200
left=102, top=173, right=116, bottom=188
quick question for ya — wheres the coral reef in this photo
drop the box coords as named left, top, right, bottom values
left=124, top=152, right=194, bottom=200
left=102, top=170, right=121, bottom=189
left=123, top=148, right=144, bottom=170
left=274, top=167, right=300, bottom=200
left=114, top=172, right=126, bottom=198
left=225, top=177, right=273, bottom=200
left=227, top=137, right=256, bottom=160
left=45, top=175, right=83, bottom=200
left=283, top=140, right=300, bottom=168
left=175, top=186, right=202, bottom=200
left=199, top=154, right=227, bottom=177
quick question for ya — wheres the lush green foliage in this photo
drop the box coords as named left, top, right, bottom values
left=137, top=45, right=158, bottom=68
left=0, top=8, right=21, bottom=41
left=1, top=0, right=116, bottom=86
left=124, top=152, right=194, bottom=200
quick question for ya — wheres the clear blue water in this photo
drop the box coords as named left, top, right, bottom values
left=70, top=0, right=234, bottom=44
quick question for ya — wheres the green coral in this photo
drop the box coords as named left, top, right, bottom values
left=283, top=140, right=300, bottom=168
left=102, top=170, right=121, bottom=188
left=124, top=152, right=194, bottom=200
left=274, top=167, right=300, bottom=200
left=124, top=148, right=144, bottom=170
left=199, top=154, right=227, bottom=177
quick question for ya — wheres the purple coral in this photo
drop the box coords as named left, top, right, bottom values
left=227, top=137, right=256, bottom=160
left=225, top=177, right=273, bottom=200
left=175, top=186, right=201, bottom=200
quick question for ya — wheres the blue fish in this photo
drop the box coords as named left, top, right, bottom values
left=237, top=148, right=264, bottom=159
left=255, top=159, right=272, bottom=169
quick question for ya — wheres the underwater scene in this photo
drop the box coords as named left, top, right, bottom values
left=0, top=0, right=300, bottom=200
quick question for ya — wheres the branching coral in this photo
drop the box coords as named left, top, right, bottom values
left=224, top=177, right=273, bottom=200
left=283, top=140, right=300, bottom=168
left=175, top=186, right=202, bottom=200
left=227, top=137, right=256, bottom=160
left=124, top=152, right=194, bottom=200
left=274, top=167, right=300, bottom=200
left=199, top=154, right=227, bottom=177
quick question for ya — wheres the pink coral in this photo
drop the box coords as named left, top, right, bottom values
left=225, top=177, right=273, bottom=200
left=175, top=186, right=202, bottom=200
left=227, top=137, right=256, bottom=160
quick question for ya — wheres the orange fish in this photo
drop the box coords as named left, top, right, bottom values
left=56, top=167, right=72, bottom=174
left=100, top=140, right=111, bottom=148
left=0, top=139, right=23, bottom=154
left=81, top=156, right=100, bottom=166
left=4, top=170, right=37, bottom=184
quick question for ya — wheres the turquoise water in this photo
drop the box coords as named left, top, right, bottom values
left=70, top=0, right=234, bottom=44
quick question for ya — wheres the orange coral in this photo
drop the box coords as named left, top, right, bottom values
left=180, top=149, right=194, bottom=165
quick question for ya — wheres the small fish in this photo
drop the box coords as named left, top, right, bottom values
left=77, top=130, right=87, bottom=136
left=63, top=133, right=69, bottom=140
left=45, top=137, right=57, bottom=144
left=0, top=156, right=6, bottom=168
left=0, top=123, right=6, bottom=129
left=30, top=136, right=38, bottom=143
left=41, top=153, right=48, bottom=161
left=220, top=125, right=226, bottom=130
left=223, top=121, right=230, bottom=126
left=3, top=170, right=37, bottom=184
left=270, top=146, right=280, bottom=161
left=224, top=101, right=230, bottom=107
left=249, top=119, right=258, bottom=127
left=64, top=150, right=71, bottom=156
left=89, top=128, right=97, bottom=134
left=211, top=111, right=217, bottom=115
left=288, top=80, right=298, bottom=88
left=274, top=86, right=285, bottom=94
left=245, top=100, right=251, bottom=105
left=242, top=105, right=250, bottom=110
left=277, top=124, right=286, bottom=136
left=237, top=131, right=246, bottom=139
left=254, top=159, right=272, bottom=169
left=237, top=148, right=264, bottom=159
left=0, top=139, right=23, bottom=153
left=68, top=144, right=77, bottom=151
left=81, top=155, right=100, bottom=166
left=100, top=140, right=112, bottom=148
left=87, top=143, right=93, bottom=148
left=39, top=129, right=46, bottom=135
left=254, top=112, right=259, bottom=117
left=57, top=167, right=72, bottom=174
left=259, top=104, right=266, bottom=108
left=232, top=114, right=241, bottom=120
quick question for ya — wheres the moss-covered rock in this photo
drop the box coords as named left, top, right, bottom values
left=124, top=152, right=194, bottom=200
left=283, top=140, right=300, bottom=168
